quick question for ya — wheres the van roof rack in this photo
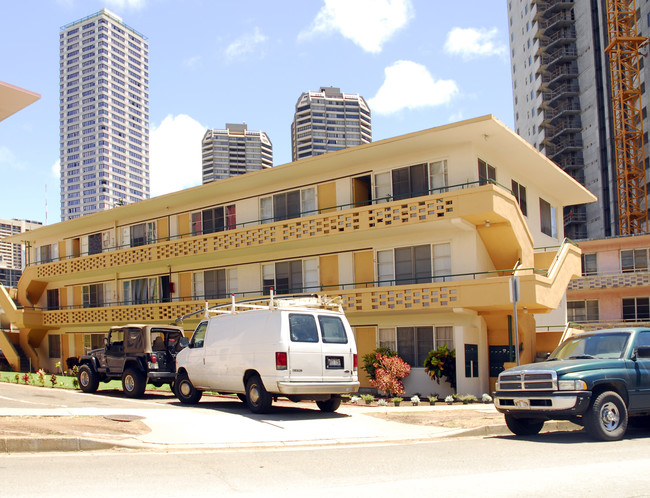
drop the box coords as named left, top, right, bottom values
left=174, top=290, right=343, bottom=324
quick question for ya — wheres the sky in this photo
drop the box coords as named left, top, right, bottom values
left=0, top=0, right=513, bottom=225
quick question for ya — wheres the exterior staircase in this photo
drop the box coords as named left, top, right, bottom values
left=13, top=343, right=31, bottom=372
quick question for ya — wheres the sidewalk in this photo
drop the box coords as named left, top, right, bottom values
left=0, top=395, right=580, bottom=453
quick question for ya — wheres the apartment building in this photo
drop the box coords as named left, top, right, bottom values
left=508, top=0, right=650, bottom=240
left=0, top=116, right=595, bottom=395
left=291, top=86, right=371, bottom=161
left=0, top=219, right=43, bottom=288
left=59, top=9, right=149, bottom=221
left=201, top=123, right=273, bottom=183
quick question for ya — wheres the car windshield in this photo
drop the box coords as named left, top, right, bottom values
left=548, top=332, right=630, bottom=360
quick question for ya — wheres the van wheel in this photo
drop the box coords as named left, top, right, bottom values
left=236, top=393, right=247, bottom=403
left=316, top=397, right=342, bottom=413
left=175, top=372, right=202, bottom=404
left=122, top=368, right=146, bottom=398
left=78, top=364, right=99, bottom=393
left=246, top=375, right=272, bottom=414
left=584, top=391, right=628, bottom=441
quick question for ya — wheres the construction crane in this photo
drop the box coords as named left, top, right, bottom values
left=605, top=0, right=649, bottom=234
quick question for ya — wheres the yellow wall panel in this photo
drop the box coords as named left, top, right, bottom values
left=354, top=326, right=377, bottom=387
left=73, top=286, right=82, bottom=307
left=58, top=241, right=66, bottom=260
left=319, top=255, right=339, bottom=290
left=354, top=251, right=374, bottom=288
left=177, top=213, right=190, bottom=238
left=179, top=272, right=192, bottom=301
left=318, top=182, right=337, bottom=213
left=157, top=217, right=169, bottom=242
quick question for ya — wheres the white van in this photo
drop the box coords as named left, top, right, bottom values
left=174, top=294, right=359, bottom=413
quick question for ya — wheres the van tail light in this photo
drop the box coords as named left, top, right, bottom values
left=276, top=352, right=288, bottom=370
left=353, top=354, right=358, bottom=371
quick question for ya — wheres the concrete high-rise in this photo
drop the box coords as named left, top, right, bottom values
left=59, top=9, right=149, bottom=221
left=291, top=86, right=371, bottom=161
left=0, top=219, right=42, bottom=288
left=201, top=123, right=273, bottom=183
left=508, top=0, right=650, bottom=240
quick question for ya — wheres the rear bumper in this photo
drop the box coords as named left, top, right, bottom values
left=147, top=371, right=176, bottom=381
left=493, top=390, right=592, bottom=417
left=276, top=381, right=360, bottom=395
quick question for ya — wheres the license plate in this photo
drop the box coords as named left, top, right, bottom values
left=326, top=356, right=343, bottom=369
left=515, top=399, right=530, bottom=409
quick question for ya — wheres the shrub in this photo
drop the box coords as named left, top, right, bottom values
left=423, top=344, right=457, bottom=392
left=36, top=369, right=46, bottom=387
left=368, top=353, right=411, bottom=397
left=50, top=374, right=57, bottom=387
left=362, top=346, right=396, bottom=381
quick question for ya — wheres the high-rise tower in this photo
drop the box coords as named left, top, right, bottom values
left=59, top=9, right=149, bottom=221
left=201, top=123, right=273, bottom=183
left=291, top=87, right=371, bottom=161
left=508, top=0, right=650, bottom=239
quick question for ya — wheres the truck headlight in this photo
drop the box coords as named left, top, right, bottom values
left=558, top=380, right=587, bottom=391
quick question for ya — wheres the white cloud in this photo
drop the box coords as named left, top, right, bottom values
left=183, top=55, right=202, bottom=68
left=225, top=27, right=268, bottom=61
left=299, top=0, right=413, bottom=54
left=444, top=27, right=506, bottom=60
left=368, top=60, right=459, bottom=115
left=150, top=114, right=205, bottom=197
left=51, top=159, right=60, bottom=179
left=0, top=146, right=24, bottom=170
left=103, top=0, right=148, bottom=10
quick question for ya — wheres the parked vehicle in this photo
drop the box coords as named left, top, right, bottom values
left=78, top=324, right=186, bottom=397
left=493, top=327, right=650, bottom=441
left=174, top=293, right=359, bottom=413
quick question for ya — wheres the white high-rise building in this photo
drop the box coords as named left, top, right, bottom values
left=0, top=218, right=42, bottom=288
left=201, top=123, right=273, bottom=183
left=291, top=87, right=371, bottom=161
left=59, top=9, right=149, bottom=221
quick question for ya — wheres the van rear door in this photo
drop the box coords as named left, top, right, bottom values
left=317, top=314, right=355, bottom=383
left=287, top=313, right=323, bottom=382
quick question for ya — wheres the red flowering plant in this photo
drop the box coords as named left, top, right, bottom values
left=368, top=353, right=411, bottom=397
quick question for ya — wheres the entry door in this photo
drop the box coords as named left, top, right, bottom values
left=630, top=331, right=650, bottom=411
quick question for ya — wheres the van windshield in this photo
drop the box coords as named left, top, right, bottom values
left=318, top=316, right=348, bottom=344
left=289, top=314, right=319, bottom=343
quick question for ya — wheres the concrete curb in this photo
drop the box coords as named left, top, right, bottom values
left=0, top=436, right=134, bottom=453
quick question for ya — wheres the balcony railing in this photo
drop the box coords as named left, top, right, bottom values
left=568, top=270, right=650, bottom=291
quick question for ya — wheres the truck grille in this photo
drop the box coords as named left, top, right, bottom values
left=498, top=370, right=557, bottom=391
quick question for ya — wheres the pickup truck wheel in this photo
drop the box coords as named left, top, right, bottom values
left=504, top=414, right=544, bottom=436
left=122, top=368, right=146, bottom=398
left=246, top=375, right=272, bottom=414
left=585, top=391, right=628, bottom=441
left=175, top=372, right=202, bottom=404
left=316, top=397, right=342, bottom=413
left=78, top=364, right=99, bottom=393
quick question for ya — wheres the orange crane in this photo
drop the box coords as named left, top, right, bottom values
left=605, top=0, right=649, bottom=234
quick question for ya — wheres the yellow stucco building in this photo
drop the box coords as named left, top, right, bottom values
left=0, top=115, right=596, bottom=396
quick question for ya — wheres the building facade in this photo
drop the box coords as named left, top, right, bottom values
left=0, top=219, right=42, bottom=288
left=291, top=87, right=371, bottom=161
left=508, top=0, right=650, bottom=240
left=567, top=234, right=650, bottom=334
left=201, top=123, right=273, bottom=184
left=1, top=116, right=595, bottom=396
left=59, top=9, right=149, bottom=221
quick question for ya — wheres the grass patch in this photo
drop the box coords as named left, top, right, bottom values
left=0, top=372, right=173, bottom=392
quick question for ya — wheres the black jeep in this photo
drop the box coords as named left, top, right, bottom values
left=78, top=324, right=186, bottom=397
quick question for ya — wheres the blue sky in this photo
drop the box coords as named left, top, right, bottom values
left=1, top=0, right=513, bottom=224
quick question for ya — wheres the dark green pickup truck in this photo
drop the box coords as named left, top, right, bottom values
left=493, top=328, right=650, bottom=441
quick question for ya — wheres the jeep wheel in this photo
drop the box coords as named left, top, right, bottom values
left=78, top=364, right=99, bottom=393
left=245, top=375, right=272, bottom=414
left=175, top=372, right=202, bottom=404
left=585, top=391, right=628, bottom=441
left=504, top=415, right=545, bottom=436
left=122, top=368, right=146, bottom=398
left=316, top=397, right=341, bottom=413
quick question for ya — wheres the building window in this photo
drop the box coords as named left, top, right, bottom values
left=262, top=258, right=318, bottom=295
left=478, top=159, right=496, bottom=185
left=192, top=205, right=236, bottom=235
left=567, top=300, right=599, bottom=322
left=193, top=268, right=237, bottom=299
left=37, top=243, right=59, bottom=264
left=392, top=163, right=429, bottom=200
left=122, top=277, right=164, bottom=304
left=511, top=180, right=527, bottom=216
left=47, top=289, right=60, bottom=311
left=260, top=188, right=316, bottom=223
left=48, top=335, right=62, bottom=359
left=429, top=160, right=448, bottom=193
left=126, top=221, right=156, bottom=247
left=539, top=198, right=557, bottom=237
left=378, top=326, right=454, bottom=367
left=377, top=243, right=450, bottom=286
left=465, top=344, right=478, bottom=377
left=623, top=297, right=650, bottom=321
left=82, top=283, right=104, bottom=308
left=582, top=253, right=598, bottom=276
left=621, top=248, right=648, bottom=272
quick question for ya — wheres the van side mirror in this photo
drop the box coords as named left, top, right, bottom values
left=634, top=346, right=650, bottom=360
left=179, top=337, right=189, bottom=349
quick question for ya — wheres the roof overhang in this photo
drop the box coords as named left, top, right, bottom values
left=0, top=81, right=40, bottom=122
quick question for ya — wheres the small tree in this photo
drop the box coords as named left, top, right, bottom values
left=423, top=344, right=457, bottom=392
left=361, top=346, right=396, bottom=381
left=369, top=353, right=411, bottom=397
